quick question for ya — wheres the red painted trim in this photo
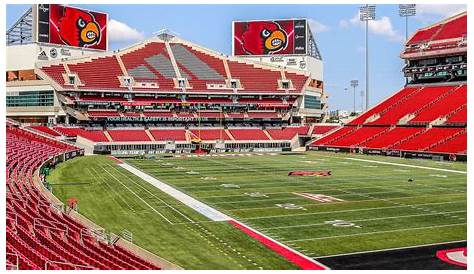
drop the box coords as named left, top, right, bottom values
left=436, top=247, right=467, bottom=268
left=228, top=220, right=328, bottom=270
left=108, top=156, right=123, bottom=164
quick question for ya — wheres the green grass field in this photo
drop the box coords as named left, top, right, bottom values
left=47, top=152, right=467, bottom=269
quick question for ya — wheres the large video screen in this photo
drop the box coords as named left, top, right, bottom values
left=233, top=19, right=306, bottom=56
left=37, top=4, right=107, bottom=50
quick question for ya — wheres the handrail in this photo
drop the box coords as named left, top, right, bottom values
left=33, top=218, right=69, bottom=235
left=45, top=260, right=96, bottom=270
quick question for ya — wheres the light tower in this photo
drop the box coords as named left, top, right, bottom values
left=350, top=80, right=359, bottom=115
left=359, top=4, right=376, bottom=111
left=399, top=4, right=416, bottom=41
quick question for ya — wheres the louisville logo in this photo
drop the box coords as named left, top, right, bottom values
left=241, top=21, right=288, bottom=55
left=436, top=247, right=467, bottom=268
left=288, top=170, right=332, bottom=176
left=57, top=7, right=101, bottom=47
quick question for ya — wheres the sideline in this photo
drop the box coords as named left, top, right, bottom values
left=117, top=161, right=329, bottom=270
left=345, top=158, right=467, bottom=174
left=118, top=162, right=231, bottom=221
left=315, top=240, right=467, bottom=259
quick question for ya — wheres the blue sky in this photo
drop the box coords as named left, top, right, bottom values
left=6, top=4, right=466, bottom=111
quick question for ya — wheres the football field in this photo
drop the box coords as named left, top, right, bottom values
left=48, top=152, right=467, bottom=269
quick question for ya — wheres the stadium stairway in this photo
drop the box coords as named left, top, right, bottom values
left=225, top=129, right=235, bottom=141
left=445, top=104, right=467, bottom=125
left=263, top=129, right=274, bottom=140
left=387, top=127, right=429, bottom=149
left=145, top=129, right=156, bottom=141
left=103, top=130, right=113, bottom=142
left=425, top=128, right=466, bottom=152
left=405, top=85, right=464, bottom=125
left=357, top=127, right=392, bottom=147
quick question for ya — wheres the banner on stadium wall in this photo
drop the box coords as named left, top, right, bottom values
left=233, top=19, right=307, bottom=56
left=36, top=4, right=108, bottom=50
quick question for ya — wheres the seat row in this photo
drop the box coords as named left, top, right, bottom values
left=6, top=125, right=160, bottom=270
left=310, top=125, right=466, bottom=154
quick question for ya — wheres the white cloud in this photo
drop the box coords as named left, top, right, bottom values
left=415, top=4, right=466, bottom=24
left=339, top=13, right=403, bottom=42
left=417, top=4, right=466, bottom=18
left=307, top=19, right=330, bottom=33
left=108, top=19, right=145, bottom=43
left=339, top=19, right=350, bottom=28
left=368, top=16, right=403, bottom=42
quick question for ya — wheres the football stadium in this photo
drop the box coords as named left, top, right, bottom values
left=5, top=3, right=467, bottom=270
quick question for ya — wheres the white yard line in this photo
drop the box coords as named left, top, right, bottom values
left=227, top=195, right=465, bottom=212
left=241, top=200, right=464, bottom=220
left=197, top=185, right=465, bottom=199
left=186, top=177, right=466, bottom=194
left=118, top=162, right=232, bottom=222
left=210, top=184, right=464, bottom=205
left=87, top=167, right=136, bottom=212
left=314, top=240, right=467, bottom=259
left=174, top=173, right=462, bottom=190
left=344, top=157, right=467, bottom=174
left=108, top=163, right=196, bottom=224
left=286, top=223, right=466, bottom=242
left=118, top=161, right=328, bottom=269
left=263, top=210, right=466, bottom=230
left=100, top=166, right=174, bottom=224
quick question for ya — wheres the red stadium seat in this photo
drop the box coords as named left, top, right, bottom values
left=228, top=128, right=269, bottom=140
left=6, top=125, right=160, bottom=269
left=108, top=129, right=151, bottom=142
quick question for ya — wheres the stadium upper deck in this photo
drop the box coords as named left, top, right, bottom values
left=26, top=34, right=326, bottom=126
left=309, top=12, right=467, bottom=160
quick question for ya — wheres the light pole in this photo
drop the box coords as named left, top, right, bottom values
left=399, top=4, right=416, bottom=41
left=360, top=4, right=376, bottom=111
left=350, top=80, right=359, bottom=115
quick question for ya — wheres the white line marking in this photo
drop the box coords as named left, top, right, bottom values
left=87, top=167, right=136, bottom=212
left=314, top=240, right=467, bottom=259
left=108, top=163, right=196, bottom=224
left=101, top=165, right=173, bottom=224
left=227, top=196, right=465, bottom=212
left=231, top=220, right=330, bottom=270
left=120, top=160, right=328, bottom=269
left=264, top=210, right=466, bottom=230
left=241, top=200, right=464, bottom=220
left=345, top=157, right=467, bottom=174
left=286, top=223, right=466, bottom=242
left=118, top=162, right=231, bottom=221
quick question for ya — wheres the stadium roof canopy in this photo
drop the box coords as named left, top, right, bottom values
left=406, top=12, right=466, bottom=46
left=401, top=12, right=466, bottom=59
left=6, top=6, right=33, bottom=45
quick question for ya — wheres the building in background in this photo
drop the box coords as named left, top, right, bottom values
left=6, top=4, right=108, bottom=123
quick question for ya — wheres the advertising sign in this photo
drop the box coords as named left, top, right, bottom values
left=233, top=19, right=306, bottom=56
left=37, top=4, right=107, bottom=50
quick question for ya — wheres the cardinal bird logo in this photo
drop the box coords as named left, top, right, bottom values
left=241, top=21, right=288, bottom=55
left=57, top=7, right=101, bottom=47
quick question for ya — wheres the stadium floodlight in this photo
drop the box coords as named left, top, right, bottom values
left=360, top=5, right=376, bottom=112
left=399, top=4, right=416, bottom=41
left=350, top=80, right=359, bottom=114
